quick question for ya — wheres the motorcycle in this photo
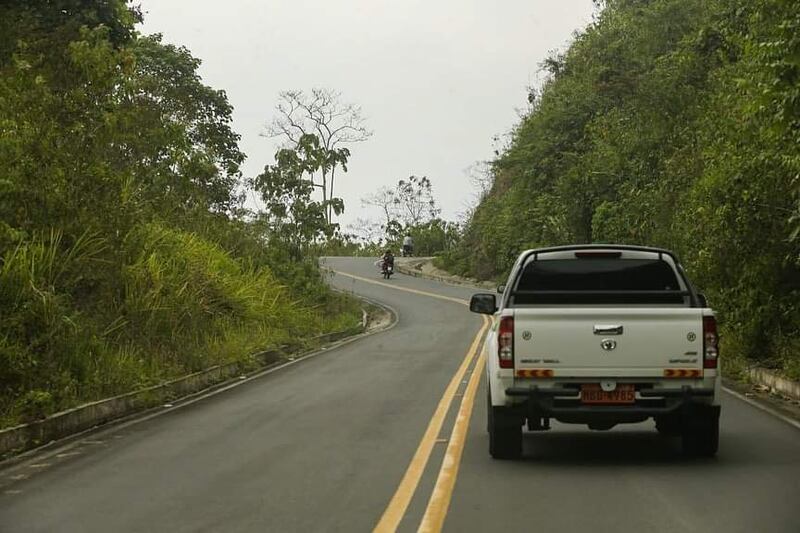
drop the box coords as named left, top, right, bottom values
left=382, top=261, right=394, bottom=279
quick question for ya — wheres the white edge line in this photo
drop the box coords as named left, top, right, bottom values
left=0, top=297, right=399, bottom=473
left=722, top=386, right=800, bottom=431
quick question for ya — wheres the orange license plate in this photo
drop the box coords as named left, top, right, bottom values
left=580, top=384, right=635, bottom=404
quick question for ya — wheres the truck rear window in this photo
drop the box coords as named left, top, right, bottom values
left=513, top=258, right=686, bottom=305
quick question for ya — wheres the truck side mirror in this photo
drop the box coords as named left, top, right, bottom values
left=497, top=285, right=505, bottom=294
left=470, top=293, right=497, bottom=314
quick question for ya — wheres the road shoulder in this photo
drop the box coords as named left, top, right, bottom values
left=722, top=378, right=800, bottom=430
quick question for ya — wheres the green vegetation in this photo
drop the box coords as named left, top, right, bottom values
left=266, top=88, right=372, bottom=226
left=356, top=176, right=460, bottom=256
left=440, top=0, right=800, bottom=379
left=0, top=1, right=361, bottom=427
left=253, top=133, right=349, bottom=260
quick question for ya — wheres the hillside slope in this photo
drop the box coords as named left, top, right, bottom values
left=442, top=0, right=800, bottom=377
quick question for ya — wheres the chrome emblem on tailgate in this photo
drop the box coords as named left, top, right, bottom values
left=600, top=339, right=617, bottom=351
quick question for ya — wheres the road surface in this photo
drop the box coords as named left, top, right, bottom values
left=1, top=257, right=798, bottom=532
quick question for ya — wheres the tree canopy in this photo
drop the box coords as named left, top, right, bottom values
left=0, top=1, right=361, bottom=426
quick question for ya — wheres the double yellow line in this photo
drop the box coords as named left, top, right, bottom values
left=416, top=334, right=486, bottom=532
left=375, top=315, right=489, bottom=532
left=330, top=270, right=490, bottom=532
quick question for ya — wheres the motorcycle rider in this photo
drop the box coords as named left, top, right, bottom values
left=402, top=235, right=414, bottom=257
left=382, top=249, right=395, bottom=273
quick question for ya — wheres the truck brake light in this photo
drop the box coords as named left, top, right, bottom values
left=498, top=316, right=514, bottom=369
left=574, top=251, right=622, bottom=259
left=703, top=316, right=719, bottom=369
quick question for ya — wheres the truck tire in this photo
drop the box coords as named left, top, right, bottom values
left=488, top=399, right=522, bottom=460
left=681, top=411, right=719, bottom=457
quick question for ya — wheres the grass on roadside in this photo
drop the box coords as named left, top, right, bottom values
left=0, top=225, right=362, bottom=429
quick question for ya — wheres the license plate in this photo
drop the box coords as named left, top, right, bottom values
left=580, top=383, right=635, bottom=404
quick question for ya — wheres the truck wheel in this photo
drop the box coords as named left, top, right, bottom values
left=681, top=412, right=719, bottom=457
left=488, top=403, right=522, bottom=460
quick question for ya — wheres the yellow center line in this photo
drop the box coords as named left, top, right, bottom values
left=373, top=315, right=489, bottom=533
left=327, top=267, right=489, bottom=533
left=328, top=269, right=469, bottom=306
left=417, top=351, right=486, bottom=533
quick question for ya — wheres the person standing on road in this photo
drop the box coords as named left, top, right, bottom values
left=402, top=235, right=414, bottom=257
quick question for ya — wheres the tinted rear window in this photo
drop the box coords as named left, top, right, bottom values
left=513, top=258, right=685, bottom=304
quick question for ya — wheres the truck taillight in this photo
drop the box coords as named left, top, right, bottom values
left=703, top=316, right=719, bottom=369
left=498, top=316, right=514, bottom=369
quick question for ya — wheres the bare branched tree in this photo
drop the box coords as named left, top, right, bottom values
left=361, top=186, right=396, bottom=229
left=361, top=175, right=440, bottom=240
left=346, top=217, right=385, bottom=245
left=265, top=88, right=372, bottom=223
left=395, top=176, right=440, bottom=227
left=457, top=161, right=495, bottom=223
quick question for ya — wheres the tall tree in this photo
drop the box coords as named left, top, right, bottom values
left=392, top=175, right=441, bottom=227
left=266, top=88, right=371, bottom=223
left=252, top=134, right=347, bottom=259
left=122, top=34, right=245, bottom=216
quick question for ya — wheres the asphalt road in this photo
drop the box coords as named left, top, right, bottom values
left=1, top=257, right=798, bottom=532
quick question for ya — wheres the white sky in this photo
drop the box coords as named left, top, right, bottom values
left=137, top=0, right=597, bottom=228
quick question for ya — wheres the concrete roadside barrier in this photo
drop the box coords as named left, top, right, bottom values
left=748, top=367, right=800, bottom=401
left=394, top=257, right=495, bottom=290
left=0, top=313, right=369, bottom=459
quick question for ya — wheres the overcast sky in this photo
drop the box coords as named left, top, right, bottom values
left=137, top=0, right=597, bottom=229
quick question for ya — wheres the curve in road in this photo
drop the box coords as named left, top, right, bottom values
left=0, top=257, right=798, bottom=533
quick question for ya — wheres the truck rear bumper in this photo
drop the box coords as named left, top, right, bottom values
left=505, top=385, right=717, bottom=424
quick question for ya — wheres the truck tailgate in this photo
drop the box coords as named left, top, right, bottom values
left=512, top=308, right=704, bottom=377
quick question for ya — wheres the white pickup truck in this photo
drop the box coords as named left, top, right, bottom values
left=470, top=245, right=721, bottom=459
